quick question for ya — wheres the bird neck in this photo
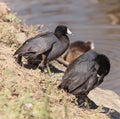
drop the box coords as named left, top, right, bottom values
left=54, top=32, right=63, bottom=38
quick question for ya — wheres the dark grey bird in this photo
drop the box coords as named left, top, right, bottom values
left=58, top=50, right=110, bottom=108
left=13, top=25, right=72, bottom=74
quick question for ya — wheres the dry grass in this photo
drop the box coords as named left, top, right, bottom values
left=0, top=12, right=43, bottom=48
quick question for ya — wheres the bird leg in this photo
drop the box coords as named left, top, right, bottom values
left=38, top=54, right=46, bottom=68
left=84, top=96, right=90, bottom=109
left=77, top=94, right=90, bottom=109
left=37, top=54, right=46, bottom=72
left=85, top=96, right=98, bottom=109
left=46, top=63, right=52, bottom=76
left=77, top=94, right=98, bottom=109
left=38, top=54, right=52, bottom=75
left=77, top=94, right=87, bottom=108
left=16, top=55, right=22, bottom=66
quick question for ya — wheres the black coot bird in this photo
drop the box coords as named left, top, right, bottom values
left=13, top=25, right=72, bottom=74
left=58, top=50, right=110, bottom=108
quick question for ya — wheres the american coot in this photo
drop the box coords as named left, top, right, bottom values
left=58, top=50, right=110, bottom=108
left=14, top=25, right=72, bottom=74
left=64, top=41, right=94, bottom=63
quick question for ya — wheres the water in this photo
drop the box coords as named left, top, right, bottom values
left=3, top=0, right=120, bottom=94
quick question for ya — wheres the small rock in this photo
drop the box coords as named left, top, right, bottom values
left=88, top=88, right=120, bottom=112
left=25, top=103, right=33, bottom=108
left=16, top=32, right=26, bottom=44
left=0, top=2, right=11, bottom=20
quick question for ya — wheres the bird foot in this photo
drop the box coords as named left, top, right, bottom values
left=77, top=96, right=98, bottom=109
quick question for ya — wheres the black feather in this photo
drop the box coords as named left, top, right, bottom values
left=14, top=25, right=70, bottom=67
left=58, top=50, right=110, bottom=97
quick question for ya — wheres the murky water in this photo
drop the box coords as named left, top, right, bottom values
left=3, top=0, right=120, bottom=94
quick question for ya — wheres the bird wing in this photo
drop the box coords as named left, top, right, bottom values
left=14, top=33, right=56, bottom=56
left=62, top=59, right=100, bottom=94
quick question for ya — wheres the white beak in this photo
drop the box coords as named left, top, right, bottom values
left=67, top=28, right=72, bottom=34
left=90, top=41, right=95, bottom=50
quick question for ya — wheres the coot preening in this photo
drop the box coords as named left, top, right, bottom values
left=64, top=41, right=94, bottom=63
left=13, top=25, right=72, bottom=74
left=58, top=50, right=110, bottom=108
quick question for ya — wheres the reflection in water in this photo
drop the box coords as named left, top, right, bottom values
left=98, top=0, right=120, bottom=25
left=107, top=9, right=120, bottom=25
left=4, top=0, right=120, bottom=94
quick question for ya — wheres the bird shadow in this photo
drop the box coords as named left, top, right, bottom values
left=89, top=99, right=120, bottom=119
left=89, top=100, right=120, bottom=119
left=24, top=63, right=38, bottom=70
left=23, top=63, right=64, bottom=73
left=49, top=64, right=64, bottom=73
left=100, top=107, right=120, bottom=119
left=77, top=97, right=120, bottom=119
